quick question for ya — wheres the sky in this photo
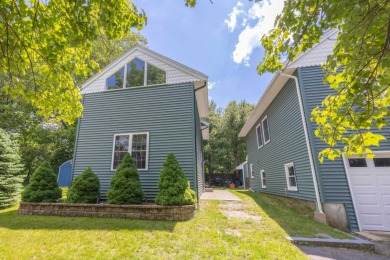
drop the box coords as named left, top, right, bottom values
left=132, top=0, right=285, bottom=109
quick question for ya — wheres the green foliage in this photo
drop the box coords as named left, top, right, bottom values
left=0, top=129, right=23, bottom=209
left=107, top=153, right=144, bottom=204
left=204, top=100, right=254, bottom=173
left=0, top=0, right=146, bottom=124
left=155, top=153, right=196, bottom=205
left=21, top=162, right=62, bottom=202
left=258, top=0, right=390, bottom=161
left=67, top=167, right=100, bottom=204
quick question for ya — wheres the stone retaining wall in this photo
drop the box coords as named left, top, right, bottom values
left=18, top=202, right=196, bottom=221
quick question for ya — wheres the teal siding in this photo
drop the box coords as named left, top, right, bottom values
left=72, top=83, right=199, bottom=200
left=298, top=66, right=390, bottom=231
left=246, top=78, right=316, bottom=201
left=195, top=103, right=205, bottom=200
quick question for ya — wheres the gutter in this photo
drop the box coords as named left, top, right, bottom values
left=193, top=82, right=207, bottom=204
left=278, top=72, right=324, bottom=214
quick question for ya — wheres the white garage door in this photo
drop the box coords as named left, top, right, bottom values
left=344, top=152, right=390, bottom=231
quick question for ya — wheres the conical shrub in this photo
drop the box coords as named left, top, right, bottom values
left=67, top=167, right=100, bottom=203
left=21, top=162, right=62, bottom=202
left=107, top=153, right=144, bottom=204
left=155, top=153, right=196, bottom=205
left=0, top=128, right=24, bottom=209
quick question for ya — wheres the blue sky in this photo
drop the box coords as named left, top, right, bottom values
left=132, top=0, right=284, bottom=108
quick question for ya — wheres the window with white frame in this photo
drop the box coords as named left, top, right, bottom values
left=250, top=163, right=254, bottom=179
left=112, top=133, right=149, bottom=170
left=262, top=116, right=270, bottom=144
left=256, top=124, right=263, bottom=148
left=106, top=58, right=166, bottom=90
left=260, top=170, right=266, bottom=188
left=284, top=163, right=297, bottom=191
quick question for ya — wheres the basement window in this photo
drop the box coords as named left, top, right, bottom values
left=260, top=170, right=266, bottom=188
left=112, top=133, right=149, bottom=170
left=285, top=163, right=297, bottom=191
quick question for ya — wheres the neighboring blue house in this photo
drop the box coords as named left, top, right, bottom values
left=72, top=45, right=209, bottom=201
left=239, top=30, right=390, bottom=232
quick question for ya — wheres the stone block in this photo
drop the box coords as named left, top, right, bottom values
left=156, top=214, right=173, bottom=221
left=314, top=211, right=328, bottom=225
left=323, top=203, right=348, bottom=230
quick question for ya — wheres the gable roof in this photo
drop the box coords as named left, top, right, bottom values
left=239, top=29, right=338, bottom=137
left=80, top=45, right=209, bottom=117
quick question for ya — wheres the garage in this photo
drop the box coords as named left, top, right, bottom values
left=344, top=152, right=390, bottom=231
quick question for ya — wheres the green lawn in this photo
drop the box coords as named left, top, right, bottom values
left=0, top=191, right=349, bottom=259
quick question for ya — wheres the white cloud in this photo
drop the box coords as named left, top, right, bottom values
left=231, top=0, right=285, bottom=66
left=224, top=1, right=244, bottom=32
left=208, top=81, right=216, bottom=90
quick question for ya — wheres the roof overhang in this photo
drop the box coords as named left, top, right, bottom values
left=201, top=121, right=209, bottom=140
left=235, top=161, right=247, bottom=170
left=239, top=67, right=296, bottom=137
left=194, top=81, right=209, bottom=118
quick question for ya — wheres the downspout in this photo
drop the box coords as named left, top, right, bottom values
left=278, top=72, right=324, bottom=214
left=193, top=82, right=207, bottom=206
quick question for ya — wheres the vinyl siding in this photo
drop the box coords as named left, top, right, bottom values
left=246, top=78, right=316, bottom=201
left=195, top=103, right=205, bottom=200
left=72, top=83, right=197, bottom=200
left=298, top=66, right=390, bottom=231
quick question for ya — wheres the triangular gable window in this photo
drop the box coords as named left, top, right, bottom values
left=106, top=58, right=166, bottom=90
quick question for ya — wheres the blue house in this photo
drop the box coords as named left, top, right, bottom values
left=72, top=45, right=209, bottom=202
left=239, top=30, right=390, bottom=232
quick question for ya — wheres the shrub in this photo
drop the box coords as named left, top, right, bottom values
left=107, top=153, right=144, bottom=204
left=0, top=128, right=24, bottom=209
left=21, top=162, right=62, bottom=202
left=67, top=167, right=100, bottom=203
left=155, top=153, right=196, bottom=205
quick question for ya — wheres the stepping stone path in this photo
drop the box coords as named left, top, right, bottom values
left=219, top=201, right=261, bottom=222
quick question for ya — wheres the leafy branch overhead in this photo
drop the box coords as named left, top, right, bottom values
left=257, top=0, right=390, bottom=161
left=0, top=0, right=146, bottom=124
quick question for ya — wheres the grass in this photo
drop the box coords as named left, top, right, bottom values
left=233, top=190, right=352, bottom=239
left=0, top=191, right=350, bottom=259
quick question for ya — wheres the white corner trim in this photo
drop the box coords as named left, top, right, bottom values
left=279, top=73, right=323, bottom=213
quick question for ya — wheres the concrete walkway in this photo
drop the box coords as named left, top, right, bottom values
left=299, top=246, right=389, bottom=260
left=200, top=190, right=241, bottom=201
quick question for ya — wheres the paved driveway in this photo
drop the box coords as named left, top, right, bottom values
left=299, top=246, right=389, bottom=260
left=200, top=190, right=241, bottom=201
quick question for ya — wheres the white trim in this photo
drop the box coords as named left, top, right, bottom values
left=256, top=123, right=263, bottom=149
left=284, top=162, right=298, bottom=191
left=262, top=116, right=270, bottom=145
left=111, top=132, right=150, bottom=171
left=260, top=170, right=266, bottom=188
left=250, top=163, right=254, bottom=179
left=279, top=73, right=323, bottom=213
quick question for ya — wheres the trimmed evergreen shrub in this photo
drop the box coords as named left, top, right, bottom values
left=21, top=162, right=62, bottom=202
left=155, top=153, right=197, bottom=205
left=107, top=153, right=144, bottom=204
left=0, top=128, right=24, bottom=209
left=67, top=167, right=100, bottom=203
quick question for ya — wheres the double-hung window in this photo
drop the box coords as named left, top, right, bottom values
left=256, top=124, right=263, bottom=148
left=250, top=164, right=254, bottom=179
left=260, top=170, right=266, bottom=188
left=256, top=116, right=270, bottom=149
left=112, top=133, right=149, bottom=171
left=262, top=116, right=270, bottom=144
left=284, top=162, right=297, bottom=191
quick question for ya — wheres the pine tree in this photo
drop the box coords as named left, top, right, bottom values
left=0, top=128, right=23, bottom=209
left=21, top=162, right=62, bottom=202
left=67, top=167, right=100, bottom=203
left=107, top=153, right=144, bottom=204
left=155, top=153, right=196, bottom=205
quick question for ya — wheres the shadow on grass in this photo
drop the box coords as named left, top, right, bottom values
left=0, top=209, right=178, bottom=232
left=235, top=190, right=349, bottom=239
